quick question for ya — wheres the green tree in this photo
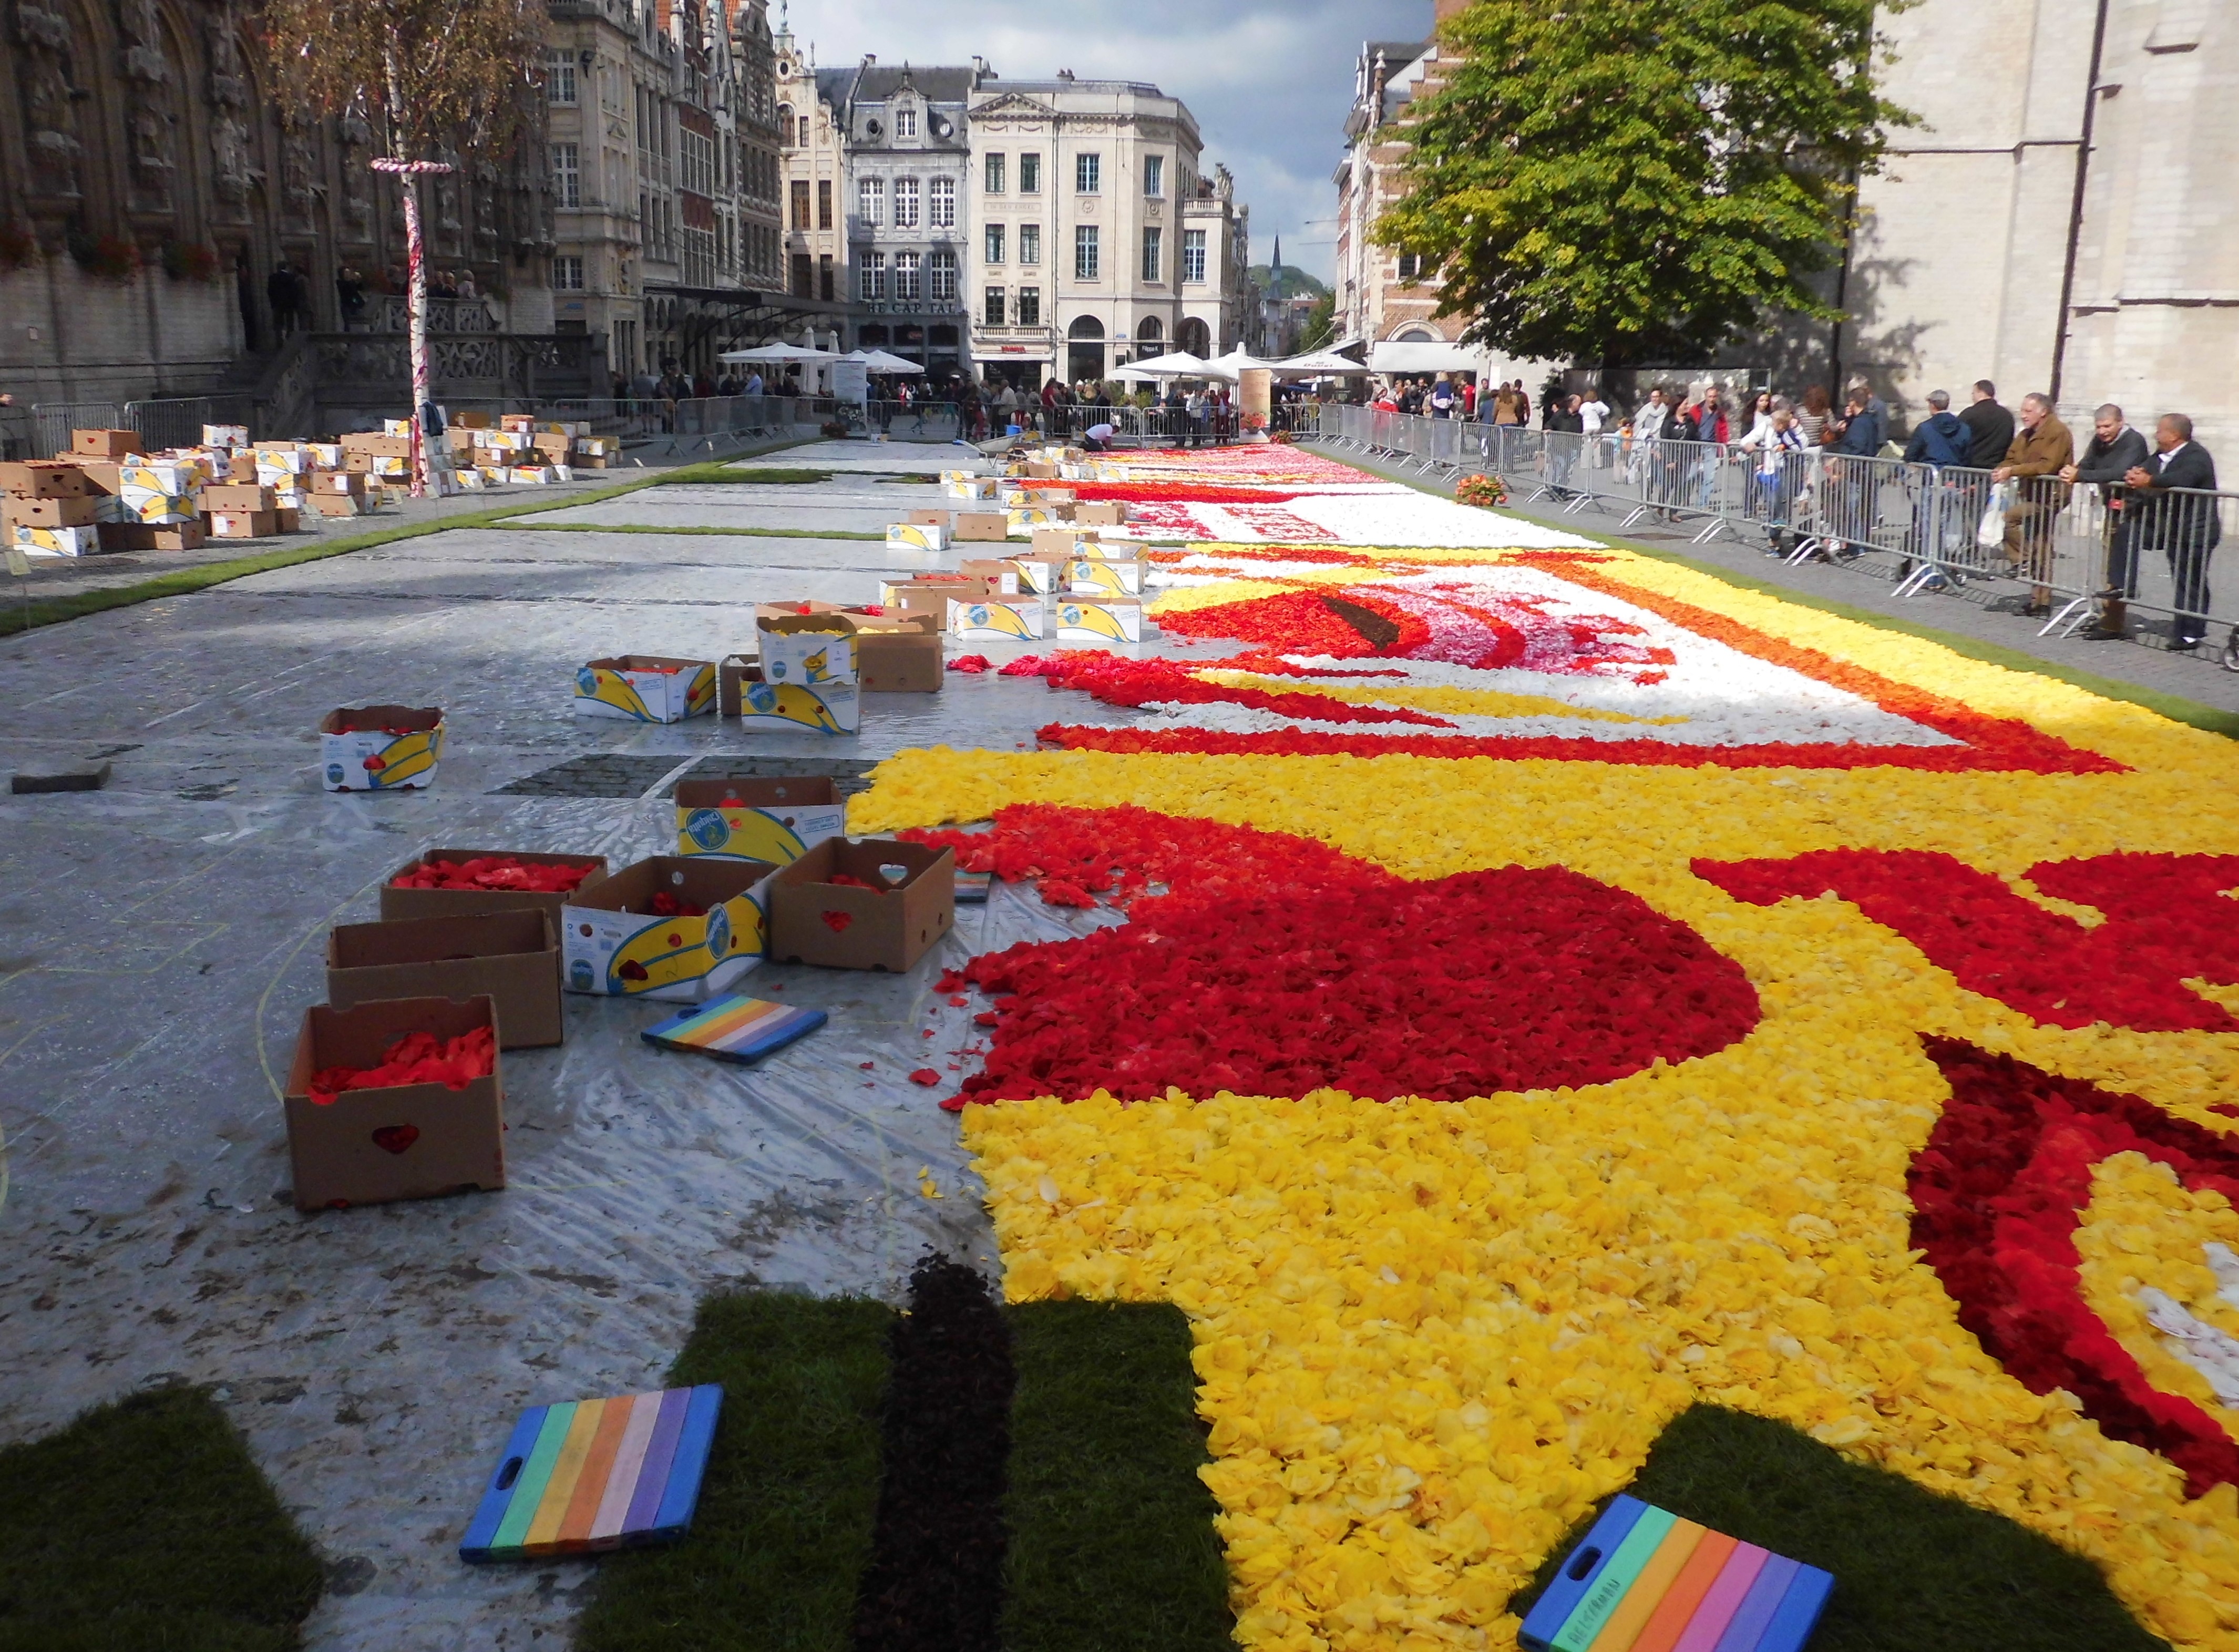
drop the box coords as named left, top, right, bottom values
left=1297, top=292, right=1336, bottom=352
left=1375, top=0, right=1910, bottom=365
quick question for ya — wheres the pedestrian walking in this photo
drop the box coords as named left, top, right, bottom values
left=1492, top=382, right=1521, bottom=426
left=1579, top=386, right=1610, bottom=471
left=2122, top=413, right=2221, bottom=651
left=1989, top=392, right=2074, bottom=615
left=2061, top=404, right=2151, bottom=640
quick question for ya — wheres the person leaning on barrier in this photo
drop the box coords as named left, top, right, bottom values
left=1819, top=386, right=1885, bottom=561
left=1989, top=393, right=2074, bottom=615
left=1737, top=406, right=1808, bottom=555
left=2060, top=404, right=2151, bottom=640
left=1959, top=380, right=2016, bottom=471
left=1902, top=391, right=1973, bottom=586
left=2122, top=414, right=2222, bottom=652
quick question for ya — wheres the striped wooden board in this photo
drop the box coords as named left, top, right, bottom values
left=1519, top=1494, right=1833, bottom=1652
left=460, top=1384, right=723, bottom=1562
left=640, top=994, right=827, bottom=1063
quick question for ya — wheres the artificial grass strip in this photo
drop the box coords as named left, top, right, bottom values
left=849, top=1257, right=1014, bottom=1652
left=0, top=1386, right=324, bottom=1652
left=1001, top=1301, right=1234, bottom=1652
left=484, top=522, right=888, bottom=541
left=1511, top=1405, right=2169, bottom=1652
left=573, top=1291, right=891, bottom=1652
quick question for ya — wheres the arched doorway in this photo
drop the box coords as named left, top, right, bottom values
left=1175, top=316, right=1210, bottom=357
left=1136, top=316, right=1163, bottom=348
left=1066, top=315, right=1105, bottom=385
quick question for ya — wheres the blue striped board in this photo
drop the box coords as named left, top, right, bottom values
left=460, top=1384, right=723, bottom=1562
left=640, top=994, right=827, bottom=1063
left=954, top=871, right=992, bottom=904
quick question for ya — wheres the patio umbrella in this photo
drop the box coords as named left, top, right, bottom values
left=1123, top=351, right=1213, bottom=377
left=719, top=342, right=842, bottom=363
left=841, top=348, right=926, bottom=375
left=1275, top=349, right=1374, bottom=375
left=1203, top=348, right=1282, bottom=377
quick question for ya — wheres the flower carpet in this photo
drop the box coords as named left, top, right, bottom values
left=845, top=442, right=2239, bottom=1650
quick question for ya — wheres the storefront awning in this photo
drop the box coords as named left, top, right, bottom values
left=1368, top=341, right=1489, bottom=375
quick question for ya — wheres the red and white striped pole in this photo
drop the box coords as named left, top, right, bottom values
left=371, top=157, right=454, bottom=498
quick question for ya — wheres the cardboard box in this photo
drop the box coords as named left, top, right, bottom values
left=958, top=558, right=1024, bottom=594
left=1053, top=598, right=1145, bottom=643
left=314, top=470, right=367, bottom=496
left=95, top=520, right=203, bottom=551
left=202, top=423, right=250, bottom=448
left=320, top=705, right=445, bottom=791
left=1006, top=508, right=1056, bottom=538
left=767, top=838, right=956, bottom=973
left=509, top=466, right=559, bottom=486
left=284, top=994, right=505, bottom=1212
left=344, top=433, right=414, bottom=458
left=11, top=523, right=102, bottom=557
left=453, top=410, right=492, bottom=429
left=561, top=855, right=777, bottom=1002
left=574, top=656, right=717, bottom=722
left=72, top=428, right=143, bottom=459
left=207, top=509, right=279, bottom=540
left=275, top=507, right=303, bottom=532
left=675, top=777, right=847, bottom=864
left=718, top=658, right=861, bottom=733
left=530, top=432, right=572, bottom=458
left=878, top=576, right=997, bottom=608
left=313, top=492, right=368, bottom=518
left=948, top=596, right=1044, bottom=642
left=856, top=612, right=944, bottom=692
left=953, top=511, right=1010, bottom=542
left=4, top=495, right=100, bottom=528
left=760, top=612, right=859, bottom=688
left=906, top=509, right=953, bottom=528
left=943, top=477, right=1000, bottom=500
left=381, top=849, right=610, bottom=922
left=1075, top=500, right=1130, bottom=526
left=381, top=417, right=414, bottom=438
left=1069, top=557, right=1147, bottom=597
left=203, top=481, right=275, bottom=511
left=1, top=460, right=94, bottom=499
left=500, top=414, right=535, bottom=433
left=1032, top=527, right=1097, bottom=560
left=1081, top=536, right=1148, bottom=560
left=886, top=521, right=950, bottom=552
left=327, top=911, right=563, bottom=1049
left=370, top=454, right=412, bottom=478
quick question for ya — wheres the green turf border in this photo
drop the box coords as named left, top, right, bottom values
left=0, top=1385, right=326, bottom=1652
left=0, top=439, right=817, bottom=640
left=1311, top=441, right=2239, bottom=741
left=485, top=521, right=888, bottom=542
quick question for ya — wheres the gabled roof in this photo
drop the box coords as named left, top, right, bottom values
left=851, top=65, right=977, bottom=104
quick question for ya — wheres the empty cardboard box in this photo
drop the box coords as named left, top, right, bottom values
left=381, top=849, right=610, bottom=921
left=284, top=994, right=506, bottom=1212
left=856, top=612, right=943, bottom=692
left=562, top=855, right=778, bottom=1001
left=953, top=510, right=1009, bottom=541
left=768, top=838, right=955, bottom=973
left=676, top=776, right=846, bottom=863
left=319, top=705, right=445, bottom=792
left=327, top=910, right=563, bottom=1048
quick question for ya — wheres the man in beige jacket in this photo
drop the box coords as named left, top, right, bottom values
left=1991, top=392, right=2074, bottom=615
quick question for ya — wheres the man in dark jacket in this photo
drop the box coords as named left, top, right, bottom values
left=1903, top=390, right=1970, bottom=467
left=2062, top=403, right=2151, bottom=639
left=2123, top=413, right=2222, bottom=650
left=1958, top=380, right=2015, bottom=470
left=1825, top=386, right=1883, bottom=552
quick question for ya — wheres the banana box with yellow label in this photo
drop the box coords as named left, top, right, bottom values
left=886, top=521, right=951, bottom=552
left=11, top=522, right=104, bottom=558
left=562, top=855, right=777, bottom=1002
left=948, top=596, right=1045, bottom=643
left=759, top=612, right=860, bottom=688
left=573, top=656, right=718, bottom=723
left=1067, top=557, right=1146, bottom=598
left=1078, top=536, right=1149, bottom=560
left=1006, top=507, right=1060, bottom=538
left=1052, top=598, right=1145, bottom=644
left=718, top=658, right=862, bottom=735
left=509, top=465, right=559, bottom=486
left=943, top=476, right=999, bottom=501
left=319, top=705, right=446, bottom=791
left=674, top=777, right=846, bottom=864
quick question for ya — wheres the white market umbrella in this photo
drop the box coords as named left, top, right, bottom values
left=843, top=348, right=926, bottom=375
left=1276, top=349, right=1374, bottom=376
left=720, top=342, right=842, bottom=364
left=1111, top=365, right=1167, bottom=384
left=1204, top=348, right=1281, bottom=376
left=1124, top=351, right=1212, bottom=377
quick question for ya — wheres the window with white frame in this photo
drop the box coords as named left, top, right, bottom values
left=551, top=254, right=584, bottom=290
left=984, top=152, right=1005, bottom=194
left=1075, top=152, right=1100, bottom=194
left=858, top=176, right=883, bottom=225
left=929, top=249, right=957, bottom=302
left=895, top=106, right=917, bottom=139
left=984, top=223, right=1004, bottom=264
left=929, top=176, right=955, bottom=229
left=552, top=143, right=580, bottom=209
left=1019, top=223, right=1040, bottom=265
left=681, top=128, right=713, bottom=197
left=547, top=55, right=577, bottom=105
left=893, top=250, right=921, bottom=301
left=1141, top=226, right=1162, bottom=283
left=858, top=249, right=886, bottom=299
left=1074, top=224, right=1099, bottom=280
left=1183, top=228, right=1207, bottom=283
left=893, top=177, right=919, bottom=229
left=1016, top=285, right=1040, bottom=325
left=1143, top=153, right=1163, bottom=198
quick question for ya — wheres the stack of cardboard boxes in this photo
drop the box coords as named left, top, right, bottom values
left=868, top=498, right=1149, bottom=643
left=450, top=412, right=618, bottom=483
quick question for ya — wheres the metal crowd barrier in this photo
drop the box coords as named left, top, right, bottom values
left=1304, top=404, right=2239, bottom=659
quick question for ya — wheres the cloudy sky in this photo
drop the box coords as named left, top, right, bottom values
left=777, top=0, right=1433, bottom=281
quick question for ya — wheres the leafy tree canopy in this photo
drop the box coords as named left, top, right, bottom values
left=1375, top=0, right=1911, bottom=365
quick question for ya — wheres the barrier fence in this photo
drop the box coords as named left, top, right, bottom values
left=1308, top=404, right=2238, bottom=659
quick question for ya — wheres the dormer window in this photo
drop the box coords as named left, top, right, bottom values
left=896, top=106, right=918, bottom=139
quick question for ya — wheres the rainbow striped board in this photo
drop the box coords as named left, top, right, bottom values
left=640, top=994, right=827, bottom=1063
left=954, top=870, right=992, bottom=904
left=460, top=1384, right=722, bottom=1563
left=1519, top=1495, right=1833, bottom=1652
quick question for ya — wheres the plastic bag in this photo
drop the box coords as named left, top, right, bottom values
left=1976, top=480, right=2014, bottom=550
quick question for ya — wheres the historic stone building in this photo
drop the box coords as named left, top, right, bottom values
left=968, top=71, right=1249, bottom=389
left=1836, top=0, right=2238, bottom=455
left=773, top=18, right=850, bottom=310
left=0, top=0, right=562, bottom=418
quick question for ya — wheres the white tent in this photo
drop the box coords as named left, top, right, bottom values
left=1202, top=348, right=1282, bottom=377
left=1123, top=350, right=1213, bottom=377
left=841, top=348, right=925, bottom=375
left=1276, top=349, right=1374, bottom=376
left=719, top=342, right=843, bottom=364
left=1111, top=364, right=1168, bottom=385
